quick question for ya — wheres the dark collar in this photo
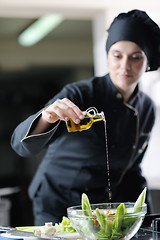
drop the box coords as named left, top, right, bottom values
left=128, top=85, right=139, bottom=104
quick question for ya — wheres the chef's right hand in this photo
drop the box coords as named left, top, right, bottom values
left=42, top=98, right=84, bottom=124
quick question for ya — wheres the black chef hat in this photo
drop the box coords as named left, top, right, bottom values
left=106, top=9, right=160, bottom=71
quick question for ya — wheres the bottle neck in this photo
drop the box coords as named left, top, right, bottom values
left=92, top=114, right=105, bottom=123
left=83, top=109, right=106, bottom=123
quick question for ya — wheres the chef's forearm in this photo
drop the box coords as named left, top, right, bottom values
left=29, top=115, right=53, bottom=135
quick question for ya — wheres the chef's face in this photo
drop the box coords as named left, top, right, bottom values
left=107, top=41, right=148, bottom=94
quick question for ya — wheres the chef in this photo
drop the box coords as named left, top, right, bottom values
left=11, top=9, right=160, bottom=225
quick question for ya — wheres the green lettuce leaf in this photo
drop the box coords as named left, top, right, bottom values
left=133, top=187, right=146, bottom=213
left=55, top=216, right=76, bottom=233
left=121, top=187, right=147, bottom=235
left=82, top=193, right=93, bottom=217
left=111, top=203, right=126, bottom=239
left=96, top=208, right=112, bottom=239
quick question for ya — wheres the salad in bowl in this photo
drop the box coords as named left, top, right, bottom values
left=67, top=188, right=147, bottom=240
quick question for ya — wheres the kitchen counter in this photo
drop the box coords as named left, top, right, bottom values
left=1, top=227, right=160, bottom=240
left=133, top=227, right=160, bottom=239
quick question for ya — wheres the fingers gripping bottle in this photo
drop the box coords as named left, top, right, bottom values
left=66, top=107, right=106, bottom=132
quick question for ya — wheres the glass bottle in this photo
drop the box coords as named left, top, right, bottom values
left=66, top=107, right=106, bottom=132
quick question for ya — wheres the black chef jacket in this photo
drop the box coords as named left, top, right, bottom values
left=11, top=74, right=156, bottom=225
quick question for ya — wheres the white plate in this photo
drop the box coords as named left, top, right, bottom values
left=1, top=232, right=82, bottom=240
left=1, top=233, right=35, bottom=240
left=35, top=232, right=82, bottom=240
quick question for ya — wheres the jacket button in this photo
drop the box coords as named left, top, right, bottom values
left=132, top=145, right=136, bottom=149
left=116, top=93, right=122, bottom=99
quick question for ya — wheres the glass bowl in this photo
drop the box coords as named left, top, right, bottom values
left=67, top=202, right=147, bottom=240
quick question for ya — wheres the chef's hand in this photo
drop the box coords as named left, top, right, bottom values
left=42, top=98, right=84, bottom=124
left=30, top=98, right=84, bottom=135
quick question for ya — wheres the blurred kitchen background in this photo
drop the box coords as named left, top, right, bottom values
left=0, top=0, right=160, bottom=227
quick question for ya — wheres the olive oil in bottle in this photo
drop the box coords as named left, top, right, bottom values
left=66, top=107, right=105, bottom=132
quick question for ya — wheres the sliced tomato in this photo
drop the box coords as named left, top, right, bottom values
left=94, top=219, right=99, bottom=226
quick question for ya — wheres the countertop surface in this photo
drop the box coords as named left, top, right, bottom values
left=1, top=227, right=160, bottom=240
left=131, top=227, right=160, bottom=239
